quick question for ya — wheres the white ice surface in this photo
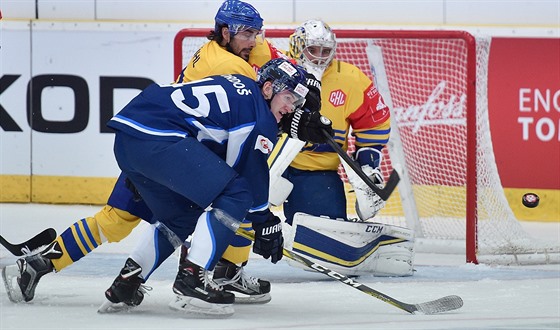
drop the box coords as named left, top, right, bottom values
left=1, top=203, right=559, bottom=329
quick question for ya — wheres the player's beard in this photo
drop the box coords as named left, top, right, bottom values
left=237, top=48, right=252, bottom=61
left=226, top=43, right=251, bottom=62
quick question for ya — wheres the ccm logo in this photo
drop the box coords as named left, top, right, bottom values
left=329, top=89, right=347, bottom=107
left=365, top=225, right=383, bottom=233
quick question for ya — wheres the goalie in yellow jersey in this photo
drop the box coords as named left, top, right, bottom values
left=270, top=20, right=415, bottom=277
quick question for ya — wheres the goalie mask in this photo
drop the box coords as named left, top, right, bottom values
left=214, top=0, right=264, bottom=36
left=257, top=58, right=309, bottom=111
left=288, top=20, right=337, bottom=78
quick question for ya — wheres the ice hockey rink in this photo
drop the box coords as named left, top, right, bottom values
left=1, top=203, right=559, bottom=330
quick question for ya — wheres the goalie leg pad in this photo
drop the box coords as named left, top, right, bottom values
left=283, top=213, right=414, bottom=276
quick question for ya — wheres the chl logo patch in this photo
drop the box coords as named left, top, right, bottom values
left=255, top=135, right=274, bottom=154
left=329, top=89, right=346, bottom=107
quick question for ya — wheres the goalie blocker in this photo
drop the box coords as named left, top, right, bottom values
left=282, top=212, right=414, bottom=277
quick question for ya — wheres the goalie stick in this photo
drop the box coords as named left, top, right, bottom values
left=238, top=229, right=463, bottom=315
left=0, top=228, right=57, bottom=256
left=322, top=129, right=399, bottom=201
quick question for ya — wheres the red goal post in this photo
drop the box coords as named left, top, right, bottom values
left=173, top=28, right=559, bottom=265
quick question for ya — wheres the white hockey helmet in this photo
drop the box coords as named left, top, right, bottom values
left=288, top=20, right=337, bottom=75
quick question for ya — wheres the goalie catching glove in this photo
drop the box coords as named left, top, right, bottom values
left=353, top=165, right=386, bottom=221
left=253, top=214, right=283, bottom=263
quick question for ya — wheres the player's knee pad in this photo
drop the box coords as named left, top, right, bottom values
left=97, top=205, right=141, bottom=243
left=283, top=212, right=414, bottom=277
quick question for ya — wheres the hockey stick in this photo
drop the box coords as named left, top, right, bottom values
left=0, top=228, right=57, bottom=256
left=322, top=130, right=399, bottom=201
left=239, top=229, right=463, bottom=315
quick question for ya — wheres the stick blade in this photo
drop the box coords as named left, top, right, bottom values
left=376, top=169, right=400, bottom=201
left=412, top=295, right=464, bottom=315
left=0, top=228, right=57, bottom=256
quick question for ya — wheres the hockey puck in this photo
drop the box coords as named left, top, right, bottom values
left=522, top=193, right=540, bottom=208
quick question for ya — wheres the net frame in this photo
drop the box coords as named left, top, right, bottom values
left=173, top=28, right=559, bottom=265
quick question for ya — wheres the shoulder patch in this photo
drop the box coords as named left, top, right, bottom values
left=255, top=135, right=274, bottom=154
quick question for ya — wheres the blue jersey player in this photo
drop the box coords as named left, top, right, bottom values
left=2, top=2, right=328, bottom=311
left=97, top=58, right=332, bottom=317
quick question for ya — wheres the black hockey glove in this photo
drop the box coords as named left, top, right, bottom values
left=253, top=214, right=283, bottom=264
left=304, top=73, right=322, bottom=112
left=281, top=109, right=334, bottom=144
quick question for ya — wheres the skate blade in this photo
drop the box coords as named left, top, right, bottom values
left=2, top=265, right=25, bottom=303
left=97, top=299, right=135, bottom=313
left=233, top=292, right=271, bottom=304
left=168, top=295, right=234, bottom=318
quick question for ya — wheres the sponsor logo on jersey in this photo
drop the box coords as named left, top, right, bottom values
left=255, top=135, right=274, bottom=154
left=366, top=85, right=378, bottom=100
left=329, top=89, right=346, bottom=107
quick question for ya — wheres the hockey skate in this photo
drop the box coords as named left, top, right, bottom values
left=98, top=258, right=149, bottom=313
left=169, top=259, right=234, bottom=317
left=213, top=259, right=271, bottom=304
left=2, top=240, right=60, bottom=303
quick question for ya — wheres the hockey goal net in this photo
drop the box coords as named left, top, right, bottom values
left=174, top=28, right=559, bottom=265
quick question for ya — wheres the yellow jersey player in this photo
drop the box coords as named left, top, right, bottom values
left=273, top=20, right=415, bottom=277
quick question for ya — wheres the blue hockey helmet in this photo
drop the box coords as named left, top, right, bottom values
left=214, top=0, right=263, bottom=35
left=257, top=58, right=309, bottom=109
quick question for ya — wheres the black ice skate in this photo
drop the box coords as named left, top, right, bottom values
left=2, top=240, right=61, bottom=303
left=98, top=258, right=149, bottom=313
left=213, top=259, right=271, bottom=304
left=169, top=259, right=234, bottom=317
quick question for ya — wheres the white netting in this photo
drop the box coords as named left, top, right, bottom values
left=175, top=29, right=559, bottom=264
